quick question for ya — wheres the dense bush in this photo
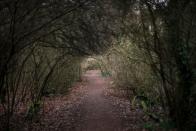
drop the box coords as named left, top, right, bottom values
left=101, top=40, right=160, bottom=102
left=101, top=1, right=196, bottom=130
left=0, top=0, right=115, bottom=129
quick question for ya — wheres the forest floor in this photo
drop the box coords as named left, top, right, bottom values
left=3, top=70, right=148, bottom=131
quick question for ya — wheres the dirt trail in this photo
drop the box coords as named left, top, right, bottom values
left=74, top=70, right=123, bottom=131
left=14, top=70, right=144, bottom=131
left=55, top=70, right=144, bottom=131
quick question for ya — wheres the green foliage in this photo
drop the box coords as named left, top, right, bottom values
left=143, top=122, right=155, bottom=131
left=101, top=71, right=111, bottom=77
left=159, top=120, right=176, bottom=130
left=143, top=120, right=176, bottom=131
left=101, top=41, right=160, bottom=104
left=86, top=62, right=100, bottom=71
left=26, top=101, right=42, bottom=120
left=82, top=58, right=101, bottom=71
left=45, top=57, right=82, bottom=95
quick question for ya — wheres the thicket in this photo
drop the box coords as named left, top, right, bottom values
left=0, top=0, right=195, bottom=131
left=0, top=0, right=114, bottom=130
left=99, top=0, right=196, bottom=130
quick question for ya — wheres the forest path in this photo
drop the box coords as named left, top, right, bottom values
left=74, top=70, right=123, bottom=131
left=22, top=70, right=144, bottom=131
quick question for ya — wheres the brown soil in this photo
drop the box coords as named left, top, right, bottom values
left=74, top=70, right=123, bottom=131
